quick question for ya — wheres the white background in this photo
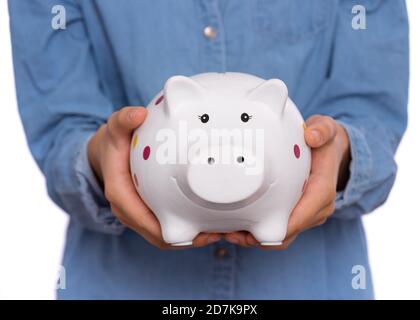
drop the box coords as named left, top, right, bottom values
left=0, top=1, right=419, bottom=299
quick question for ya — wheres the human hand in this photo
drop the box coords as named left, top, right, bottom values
left=224, top=115, right=350, bottom=249
left=88, top=106, right=222, bottom=249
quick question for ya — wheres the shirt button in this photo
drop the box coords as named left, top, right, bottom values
left=214, top=247, right=228, bottom=259
left=203, top=26, right=217, bottom=39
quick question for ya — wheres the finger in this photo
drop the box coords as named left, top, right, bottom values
left=283, top=199, right=334, bottom=244
left=193, top=233, right=222, bottom=247
left=107, top=106, right=147, bottom=142
left=109, top=175, right=222, bottom=249
left=112, top=190, right=221, bottom=248
left=224, top=231, right=258, bottom=247
left=286, top=170, right=336, bottom=238
left=304, top=115, right=337, bottom=148
left=283, top=202, right=334, bottom=245
left=224, top=231, right=248, bottom=246
left=105, top=170, right=167, bottom=245
left=110, top=203, right=170, bottom=249
left=285, top=133, right=340, bottom=239
left=312, top=202, right=335, bottom=227
left=111, top=202, right=212, bottom=250
left=259, top=234, right=298, bottom=250
left=246, top=232, right=260, bottom=246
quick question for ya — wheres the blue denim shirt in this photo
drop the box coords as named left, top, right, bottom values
left=9, top=0, right=408, bottom=299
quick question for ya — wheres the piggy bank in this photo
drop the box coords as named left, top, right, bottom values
left=130, top=72, right=310, bottom=246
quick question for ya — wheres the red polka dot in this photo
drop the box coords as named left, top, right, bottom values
left=155, top=95, right=164, bottom=105
left=143, top=146, right=151, bottom=160
left=133, top=174, right=139, bottom=187
left=294, top=144, right=300, bottom=159
left=302, top=179, right=307, bottom=193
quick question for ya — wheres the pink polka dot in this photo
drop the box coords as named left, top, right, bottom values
left=294, top=144, right=300, bottom=159
left=143, top=146, right=151, bottom=160
left=133, top=174, right=139, bottom=187
left=155, top=95, right=164, bottom=105
left=302, top=179, right=307, bottom=193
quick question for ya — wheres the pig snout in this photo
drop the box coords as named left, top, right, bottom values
left=186, top=146, right=264, bottom=204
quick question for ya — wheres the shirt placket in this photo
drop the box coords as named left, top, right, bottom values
left=210, top=241, right=237, bottom=299
left=198, top=0, right=234, bottom=299
left=199, top=0, right=226, bottom=72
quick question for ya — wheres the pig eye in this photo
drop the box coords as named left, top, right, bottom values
left=241, top=113, right=252, bottom=122
left=198, top=113, right=209, bottom=123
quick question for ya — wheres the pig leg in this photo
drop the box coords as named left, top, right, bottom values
left=250, top=213, right=289, bottom=246
left=160, top=215, right=199, bottom=246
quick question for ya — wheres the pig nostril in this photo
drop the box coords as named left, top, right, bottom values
left=237, top=156, right=245, bottom=163
left=208, top=157, right=215, bottom=165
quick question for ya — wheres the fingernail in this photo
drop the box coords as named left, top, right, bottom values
left=309, top=130, right=322, bottom=144
left=207, top=235, right=220, bottom=244
left=129, top=109, right=138, bottom=120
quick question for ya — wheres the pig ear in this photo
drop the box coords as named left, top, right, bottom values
left=247, top=79, right=288, bottom=117
left=163, top=76, right=206, bottom=115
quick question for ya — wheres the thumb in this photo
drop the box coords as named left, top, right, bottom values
left=107, top=106, right=147, bottom=141
left=304, top=115, right=337, bottom=148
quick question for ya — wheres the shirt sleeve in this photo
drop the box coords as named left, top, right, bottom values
left=8, top=0, right=125, bottom=234
left=307, top=0, right=409, bottom=219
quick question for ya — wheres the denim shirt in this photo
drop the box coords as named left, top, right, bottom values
left=9, top=0, right=408, bottom=299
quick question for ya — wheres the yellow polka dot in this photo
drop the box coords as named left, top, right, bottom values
left=132, top=134, right=138, bottom=149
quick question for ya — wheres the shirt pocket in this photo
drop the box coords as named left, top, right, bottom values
left=254, top=0, right=335, bottom=43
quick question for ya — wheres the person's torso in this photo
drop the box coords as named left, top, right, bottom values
left=58, top=0, right=373, bottom=299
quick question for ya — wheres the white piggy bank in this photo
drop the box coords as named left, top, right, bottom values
left=130, top=72, right=311, bottom=246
